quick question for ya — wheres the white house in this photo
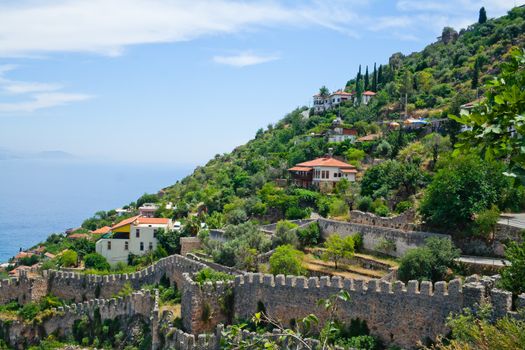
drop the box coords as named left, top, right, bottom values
left=313, top=90, right=354, bottom=112
left=327, top=118, right=358, bottom=143
left=289, top=156, right=357, bottom=192
left=138, top=203, right=158, bottom=218
left=96, top=216, right=173, bottom=265
left=361, top=91, right=376, bottom=105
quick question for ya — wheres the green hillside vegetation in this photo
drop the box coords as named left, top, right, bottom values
left=45, top=7, right=524, bottom=272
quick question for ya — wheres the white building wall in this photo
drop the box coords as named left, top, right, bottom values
left=96, top=238, right=130, bottom=265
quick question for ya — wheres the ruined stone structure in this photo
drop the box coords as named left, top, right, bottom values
left=318, top=218, right=449, bottom=257
left=1, top=290, right=157, bottom=349
left=180, top=237, right=202, bottom=256
left=348, top=209, right=417, bottom=231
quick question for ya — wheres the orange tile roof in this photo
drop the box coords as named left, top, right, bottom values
left=356, top=133, right=381, bottom=142
left=363, top=91, right=377, bottom=96
left=137, top=217, right=170, bottom=225
left=296, top=157, right=355, bottom=169
left=15, top=251, right=34, bottom=259
left=341, top=169, right=358, bottom=173
left=288, top=166, right=313, bottom=172
left=91, top=226, right=111, bottom=235
left=111, top=215, right=141, bottom=230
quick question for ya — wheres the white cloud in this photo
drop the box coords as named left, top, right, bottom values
left=0, top=65, right=91, bottom=113
left=0, top=93, right=92, bottom=113
left=0, top=0, right=366, bottom=57
left=212, top=52, right=279, bottom=67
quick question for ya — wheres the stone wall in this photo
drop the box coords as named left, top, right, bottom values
left=180, top=237, right=202, bottom=256
left=348, top=210, right=416, bottom=231
left=318, top=218, right=449, bottom=257
left=232, top=273, right=524, bottom=349
left=1, top=290, right=156, bottom=349
left=46, top=254, right=207, bottom=302
left=0, top=270, right=48, bottom=305
left=181, top=273, right=233, bottom=334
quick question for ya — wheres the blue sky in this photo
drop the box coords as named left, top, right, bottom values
left=0, top=0, right=522, bottom=165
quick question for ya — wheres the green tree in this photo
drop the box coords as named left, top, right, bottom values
left=322, top=234, right=354, bottom=270
left=156, top=228, right=187, bottom=255
left=84, top=253, right=110, bottom=270
left=364, top=65, right=369, bottom=90
left=499, top=233, right=525, bottom=295
left=136, top=193, right=159, bottom=207
left=398, top=237, right=459, bottom=282
left=272, top=220, right=299, bottom=248
left=59, top=249, right=78, bottom=267
left=371, top=63, right=377, bottom=92
left=451, top=48, right=525, bottom=180
left=319, top=86, right=330, bottom=98
left=269, top=245, right=306, bottom=276
left=419, top=154, right=510, bottom=232
left=478, top=6, right=487, bottom=24
left=296, top=222, right=321, bottom=248
left=473, top=205, right=500, bottom=240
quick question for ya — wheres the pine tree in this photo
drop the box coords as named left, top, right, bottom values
left=355, top=79, right=364, bottom=106
left=471, top=58, right=480, bottom=89
left=478, top=7, right=487, bottom=24
left=372, top=63, right=377, bottom=92
left=364, top=66, right=369, bottom=91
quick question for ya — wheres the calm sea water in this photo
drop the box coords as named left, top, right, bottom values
left=0, top=159, right=192, bottom=262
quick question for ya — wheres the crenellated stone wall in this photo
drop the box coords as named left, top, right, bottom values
left=318, top=218, right=449, bottom=257
left=46, top=254, right=207, bottom=302
left=231, top=273, right=525, bottom=349
left=0, top=270, right=48, bottom=305
left=1, top=290, right=156, bottom=349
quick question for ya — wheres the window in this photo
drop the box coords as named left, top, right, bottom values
left=124, top=241, right=128, bottom=250
left=136, top=229, right=140, bottom=238
left=107, top=241, right=111, bottom=250
left=153, top=229, right=157, bottom=238
left=140, top=242, right=144, bottom=251
left=149, top=242, right=153, bottom=250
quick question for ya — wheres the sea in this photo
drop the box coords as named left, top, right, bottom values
left=0, top=159, right=193, bottom=262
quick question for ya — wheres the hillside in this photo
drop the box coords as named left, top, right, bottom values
left=126, top=6, right=524, bottom=226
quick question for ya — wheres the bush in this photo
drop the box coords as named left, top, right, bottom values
left=357, top=196, right=373, bottom=212
left=395, top=201, right=412, bottom=214
left=296, top=222, right=321, bottom=248
left=329, top=198, right=349, bottom=218
left=499, top=232, right=525, bottom=295
left=272, top=220, right=299, bottom=248
left=398, top=237, right=460, bottom=282
left=269, top=245, right=306, bottom=276
left=84, top=253, right=110, bottom=271
left=336, top=335, right=379, bottom=350
left=59, top=250, right=77, bottom=267
left=194, top=268, right=234, bottom=285
left=473, top=205, right=500, bottom=240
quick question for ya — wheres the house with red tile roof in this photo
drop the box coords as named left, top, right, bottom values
left=95, top=215, right=173, bottom=266
left=327, top=117, right=358, bottom=143
left=288, top=156, right=357, bottom=192
left=91, top=226, right=111, bottom=235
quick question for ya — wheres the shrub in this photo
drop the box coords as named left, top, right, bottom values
left=269, top=245, right=306, bottom=276
left=84, top=253, right=110, bottom=271
left=194, top=268, right=234, bottom=285
left=357, top=196, right=373, bottom=212
left=473, top=205, right=500, bottom=240
left=329, top=198, right=349, bottom=218
left=398, top=237, right=460, bottom=282
left=59, top=249, right=77, bottom=267
left=395, top=201, right=412, bottom=214
left=272, top=220, right=299, bottom=248
left=296, top=222, right=321, bottom=248
left=499, top=232, right=525, bottom=295
left=336, top=335, right=379, bottom=350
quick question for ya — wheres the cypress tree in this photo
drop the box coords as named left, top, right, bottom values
left=372, top=63, right=378, bottom=92
left=356, top=65, right=362, bottom=87
left=478, top=7, right=487, bottom=24
left=471, top=59, right=480, bottom=89
left=377, top=65, right=383, bottom=85
left=364, top=66, right=369, bottom=91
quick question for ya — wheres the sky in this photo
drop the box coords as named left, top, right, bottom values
left=0, top=0, right=523, bottom=165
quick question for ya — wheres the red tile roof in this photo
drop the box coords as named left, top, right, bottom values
left=356, top=133, right=381, bottom=142
left=111, top=215, right=141, bottom=230
left=288, top=166, right=313, bottom=172
left=136, top=217, right=170, bottom=225
left=91, top=226, right=111, bottom=235
left=342, top=128, right=358, bottom=135
left=363, top=91, right=377, bottom=96
left=15, top=251, right=34, bottom=260
left=296, top=157, right=355, bottom=169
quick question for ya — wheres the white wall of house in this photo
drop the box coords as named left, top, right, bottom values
left=96, top=238, right=129, bottom=265
left=312, top=166, right=356, bottom=184
left=328, top=134, right=356, bottom=143
left=95, top=221, right=172, bottom=266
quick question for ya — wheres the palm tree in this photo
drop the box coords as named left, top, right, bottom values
left=319, top=86, right=330, bottom=98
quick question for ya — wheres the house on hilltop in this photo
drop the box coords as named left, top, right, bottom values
left=138, top=203, right=158, bottom=218
left=327, top=117, right=358, bottom=143
left=313, top=89, right=376, bottom=112
left=96, top=215, right=173, bottom=265
left=288, top=156, right=357, bottom=192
